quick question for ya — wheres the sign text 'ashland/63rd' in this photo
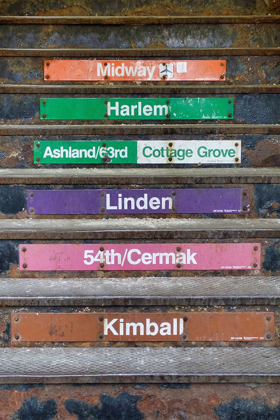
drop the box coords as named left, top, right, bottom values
left=27, top=188, right=250, bottom=215
left=44, top=59, right=226, bottom=81
left=40, top=98, right=233, bottom=120
left=11, top=312, right=273, bottom=343
left=19, top=243, right=260, bottom=271
left=34, top=140, right=241, bottom=164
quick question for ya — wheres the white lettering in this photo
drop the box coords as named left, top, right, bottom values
left=126, top=322, right=144, bottom=336
left=104, top=318, right=118, bottom=335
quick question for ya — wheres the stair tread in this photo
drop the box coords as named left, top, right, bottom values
left=1, top=167, right=280, bottom=184
left=1, top=276, right=279, bottom=306
left=0, top=347, right=278, bottom=383
left=1, top=218, right=280, bottom=239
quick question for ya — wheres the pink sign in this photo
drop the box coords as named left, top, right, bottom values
left=19, top=243, right=260, bottom=271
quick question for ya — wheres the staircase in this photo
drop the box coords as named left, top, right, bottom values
left=0, top=3, right=279, bottom=418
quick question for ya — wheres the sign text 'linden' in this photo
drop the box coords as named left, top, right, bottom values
left=27, top=188, right=249, bottom=215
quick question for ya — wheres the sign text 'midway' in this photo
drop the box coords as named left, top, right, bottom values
left=44, top=60, right=226, bottom=81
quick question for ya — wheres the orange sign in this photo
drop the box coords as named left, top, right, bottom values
left=11, top=312, right=273, bottom=343
left=44, top=60, right=226, bottom=81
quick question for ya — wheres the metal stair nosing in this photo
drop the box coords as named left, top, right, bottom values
left=0, top=347, right=278, bottom=384
left=1, top=276, right=280, bottom=306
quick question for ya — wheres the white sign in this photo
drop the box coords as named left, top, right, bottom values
left=137, top=141, right=241, bottom=164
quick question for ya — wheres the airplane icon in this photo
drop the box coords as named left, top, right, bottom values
left=159, top=63, right=174, bottom=79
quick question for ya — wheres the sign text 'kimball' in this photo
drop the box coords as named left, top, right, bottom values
left=11, top=312, right=273, bottom=343
left=27, top=188, right=250, bottom=215
left=40, top=98, right=234, bottom=120
left=19, top=243, right=261, bottom=271
left=34, top=140, right=241, bottom=164
left=44, top=59, right=226, bottom=81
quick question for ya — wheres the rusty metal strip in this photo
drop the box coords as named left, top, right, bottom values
left=1, top=48, right=279, bottom=57
left=11, top=312, right=274, bottom=343
left=1, top=277, right=280, bottom=307
left=0, top=124, right=279, bottom=135
left=0, top=168, right=279, bottom=185
left=1, top=85, right=279, bottom=94
left=0, top=218, right=276, bottom=239
left=1, top=16, right=280, bottom=25
left=0, top=348, right=279, bottom=384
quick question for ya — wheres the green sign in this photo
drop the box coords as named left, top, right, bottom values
left=40, top=98, right=233, bottom=120
left=34, top=141, right=136, bottom=164
left=34, top=140, right=241, bottom=165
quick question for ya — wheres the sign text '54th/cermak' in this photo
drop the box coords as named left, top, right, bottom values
left=19, top=243, right=260, bottom=271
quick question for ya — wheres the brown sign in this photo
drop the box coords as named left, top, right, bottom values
left=11, top=312, right=274, bottom=343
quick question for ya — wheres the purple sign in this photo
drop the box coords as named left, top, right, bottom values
left=27, top=188, right=250, bottom=215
